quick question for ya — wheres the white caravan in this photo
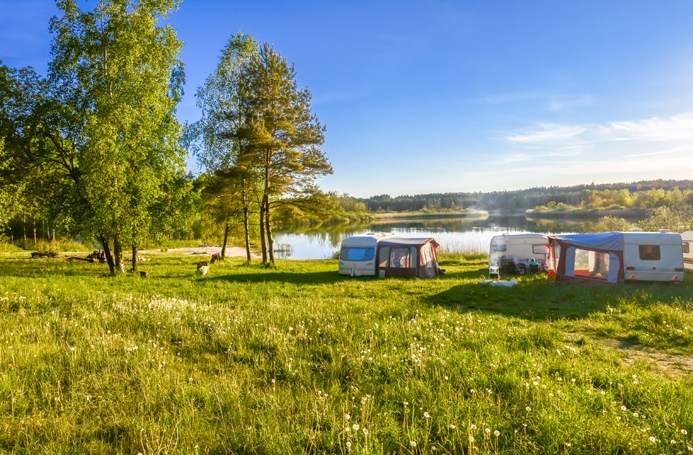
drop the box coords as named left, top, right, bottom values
left=488, top=233, right=549, bottom=277
left=683, top=231, right=693, bottom=272
left=338, top=233, right=393, bottom=276
left=622, top=232, right=685, bottom=281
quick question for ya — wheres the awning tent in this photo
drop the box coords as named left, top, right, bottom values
left=547, top=233, right=624, bottom=284
left=376, top=237, right=441, bottom=278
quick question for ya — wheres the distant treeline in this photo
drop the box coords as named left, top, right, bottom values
left=360, top=179, right=693, bottom=212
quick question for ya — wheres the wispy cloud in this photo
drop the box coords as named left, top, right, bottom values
left=601, top=112, right=693, bottom=141
left=487, top=111, right=693, bottom=191
left=507, top=123, right=587, bottom=143
left=507, top=112, right=693, bottom=144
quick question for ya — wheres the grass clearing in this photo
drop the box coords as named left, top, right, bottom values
left=0, top=252, right=692, bottom=454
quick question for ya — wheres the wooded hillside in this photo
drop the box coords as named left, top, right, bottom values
left=360, top=179, right=693, bottom=212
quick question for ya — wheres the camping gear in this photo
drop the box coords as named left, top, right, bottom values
left=488, top=233, right=548, bottom=278
left=546, top=232, right=684, bottom=284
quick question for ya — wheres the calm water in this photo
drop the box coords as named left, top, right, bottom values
left=273, top=214, right=585, bottom=259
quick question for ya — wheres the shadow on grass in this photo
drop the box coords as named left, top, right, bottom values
left=0, top=257, right=111, bottom=278
left=425, top=274, right=691, bottom=321
left=206, top=270, right=349, bottom=285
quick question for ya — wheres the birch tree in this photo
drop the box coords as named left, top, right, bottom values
left=49, top=0, right=186, bottom=274
left=187, top=33, right=260, bottom=261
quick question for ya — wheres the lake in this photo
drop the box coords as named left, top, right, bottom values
left=273, top=214, right=587, bottom=259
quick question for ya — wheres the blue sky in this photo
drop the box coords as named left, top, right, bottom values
left=2, top=1, right=693, bottom=197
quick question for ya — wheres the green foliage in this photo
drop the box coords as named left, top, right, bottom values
left=44, top=0, right=188, bottom=273
left=583, top=216, right=635, bottom=233
left=637, top=205, right=693, bottom=233
left=187, top=32, right=259, bottom=172
left=0, top=254, right=691, bottom=453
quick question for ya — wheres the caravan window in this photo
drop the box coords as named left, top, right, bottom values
left=683, top=242, right=689, bottom=254
left=341, top=247, right=375, bottom=261
left=491, top=244, right=507, bottom=253
left=639, top=245, right=660, bottom=261
left=532, top=244, right=546, bottom=255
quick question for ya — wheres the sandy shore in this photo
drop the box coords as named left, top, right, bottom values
left=139, top=246, right=254, bottom=257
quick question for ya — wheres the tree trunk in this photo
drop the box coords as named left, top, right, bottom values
left=259, top=196, right=267, bottom=263
left=265, top=199, right=275, bottom=265
left=131, top=244, right=138, bottom=272
left=113, top=236, right=125, bottom=274
left=243, top=201, right=251, bottom=263
left=221, top=216, right=230, bottom=260
left=100, top=235, right=116, bottom=275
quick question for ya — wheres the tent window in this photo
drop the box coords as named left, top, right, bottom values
left=342, top=247, right=374, bottom=261
left=574, top=248, right=610, bottom=280
left=682, top=242, right=689, bottom=254
left=639, top=245, right=660, bottom=261
left=389, top=247, right=411, bottom=269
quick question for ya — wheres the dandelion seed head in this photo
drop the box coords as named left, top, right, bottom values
left=621, top=405, right=627, bottom=411
left=526, top=407, right=531, bottom=412
left=363, top=428, right=369, bottom=435
left=470, top=424, right=477, bottom=430
left=682, top=429, right=688, bottom=435
left=450, top=424, right=457, bottom=429
left=352, top=423, right=359, bottom=431
left=469, top=436, right=475, bottom=442
left=410, top=441, right=417, bottom=447
left=649, top=436, right=657, bottom=443
left=424, top=412, right=431, bottom=419
left=485, top=428, right=491, bottom=434
left=494, top=430, right=500, bottom=437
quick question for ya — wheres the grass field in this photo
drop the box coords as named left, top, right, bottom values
left=0, top=251, right=691, bottom=454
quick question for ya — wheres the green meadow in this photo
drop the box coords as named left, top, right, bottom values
left=0, top=252, right=691, bottom=454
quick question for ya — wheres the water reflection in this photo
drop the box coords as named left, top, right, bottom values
left=273, top=215, right=585, bottom=259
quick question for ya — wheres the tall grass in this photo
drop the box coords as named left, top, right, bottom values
left=0, top=252, right=691, bottom=453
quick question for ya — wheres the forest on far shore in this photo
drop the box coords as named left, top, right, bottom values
left=359, top=179, right=693, bottom=213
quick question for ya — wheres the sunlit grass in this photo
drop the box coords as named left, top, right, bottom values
left=0, top=252, right=691, bottom=453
